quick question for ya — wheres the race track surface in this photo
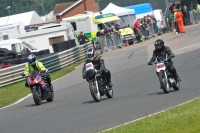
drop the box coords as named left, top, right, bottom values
left=0, top=25, right=200, bottom=133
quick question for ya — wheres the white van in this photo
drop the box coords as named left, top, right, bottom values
left=0, top=39, right=39, bottom=55
left=153, top=9, right=167, bottom=28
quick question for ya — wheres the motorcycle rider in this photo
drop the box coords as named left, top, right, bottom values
left=82, top=48, right=113, bottom=88
left=24, top=54, right=53, bottom=91
left=148, top=39, right=181, bottom=83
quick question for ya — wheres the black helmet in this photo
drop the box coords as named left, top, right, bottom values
left=86, top=48, right=96, bottom=61
left=28, top=54, right=36, bottom=65
left=154, top=39, right=164, bottom=50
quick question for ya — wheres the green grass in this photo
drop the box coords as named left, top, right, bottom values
left=103, top=98, right=200, bottom=133
left=0, top=62, right=82, bottom=108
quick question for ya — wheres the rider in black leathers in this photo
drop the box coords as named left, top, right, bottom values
left=148, top=39, right=181, bottom=82
left=82, top=48, right=113, bottom=88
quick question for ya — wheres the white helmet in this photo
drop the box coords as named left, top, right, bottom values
left=86, top=48, right=96, bottom=61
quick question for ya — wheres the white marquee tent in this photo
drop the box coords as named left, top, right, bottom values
left=0, top=11, right=44, bottom=26
left=101, top=3, right=136, bottom=26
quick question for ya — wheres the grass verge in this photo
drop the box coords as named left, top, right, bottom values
left=103, top=98, right=200, bottom=133
left=0, top=61, right=82, bottom=108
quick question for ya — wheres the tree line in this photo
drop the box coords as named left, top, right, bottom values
left=0, top=0, right=76, bottom=17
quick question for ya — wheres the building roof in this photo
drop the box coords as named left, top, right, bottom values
left=53, top=0, right=83, bottom=16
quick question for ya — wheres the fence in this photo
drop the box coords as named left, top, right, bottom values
left=189, top=11, right=200, bottom=24
left=94, top=32, right=124, bottom=53
left=0, top=43, right=92, bottom=87
left=135, top=22, right=163, bottom=42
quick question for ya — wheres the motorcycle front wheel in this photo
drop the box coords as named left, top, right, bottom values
left=173, top=79, right=180, bottom=91
left=32, top=87, right=42, bottom=105
left=106, top=87, right=113, bottom=98
left=46, top=91, right=54, bottom=102
left=89, top=81, right=101, bottom=102
left=159, top=71, right=170, bottom=94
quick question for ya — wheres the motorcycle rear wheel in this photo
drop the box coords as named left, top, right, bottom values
left=89, top=81, right=101, bottom=102
left=159, top=71, right=170, bottom=94
left=32, top=87, right=42, bottom=105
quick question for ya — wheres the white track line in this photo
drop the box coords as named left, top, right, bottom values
left=1, top=43, right=200, bottom=110
left=102, top=97, right=200, bottom=132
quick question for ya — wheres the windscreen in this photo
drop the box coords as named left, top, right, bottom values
left=105, top=20, right=127, bottom=29
left=22, top=42, right=37, bottom=50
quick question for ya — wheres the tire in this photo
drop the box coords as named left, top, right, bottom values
left=173, top=79, right=180, bottom=91
left=32, top=87, right=42, bottom=105
left=159, top=71, right=170, bottom=94
left=106, top=88, right=113, bottom=98
left=46, top=92, right=54, bottom=102
left=89, top=81, right=101, bottom=102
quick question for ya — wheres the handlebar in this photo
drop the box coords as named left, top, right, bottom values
left=152, top=58, right=171, bottom=65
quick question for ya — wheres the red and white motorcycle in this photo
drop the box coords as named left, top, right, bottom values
left=153, top=55, right=180, bottom=93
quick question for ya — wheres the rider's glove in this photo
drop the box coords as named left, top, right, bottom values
left=168, top=54, right=175, bottom=59
left=148, top=62, right=152, bottom=65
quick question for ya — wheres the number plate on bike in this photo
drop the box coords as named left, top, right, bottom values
left=86, top=63, right=94, bottom=71
left=156, top=63, right=165, bottom=69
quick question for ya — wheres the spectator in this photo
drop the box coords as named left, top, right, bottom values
left=167, top=11, right=175, bottom=32
left=115, top=24, right=120, bottom=31
left=104, top=27, right=113, bottom=50
left=100, top=29, right=105, bottom=36
left=143, top=16, right=149, bottom=37
left=133, top=19, right=142, bottom=42
left=197, top=4, right=200, bottom=21
left=175, top=9, right=185, bottom=33
left=186, top=4, right=191, bottom=24
left=151, top=15, right=158, bottom=34
left=183, top=4, right=189, bottom=26
left=174, top=9, right=179, bottom=34
left=78, top=31, right=90, bottom=45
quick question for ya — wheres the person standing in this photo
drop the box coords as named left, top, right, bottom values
left=197, top=4, right=200, bottom=21
left=78, top=31, right=90, bottom=45
left=183, top=4, right=189, bottom=26
left=133, top=19, right=142, bottom=42
left=151, top=15, right=158, bottom=35
left=176, top=10, right=185, bottom=33
left=167, top=11, right=174, bottom=32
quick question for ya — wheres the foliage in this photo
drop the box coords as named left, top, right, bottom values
left=0, top=0, right=76, bottom=17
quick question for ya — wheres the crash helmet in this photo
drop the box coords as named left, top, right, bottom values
left=86, top=48, right=96, bottom=61
left=28, top=54, right=36, bottom=65
left=154, top=39, right=164, bottom=50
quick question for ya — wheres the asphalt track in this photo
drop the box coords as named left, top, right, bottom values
left=0, top=25, right=200, bottom=133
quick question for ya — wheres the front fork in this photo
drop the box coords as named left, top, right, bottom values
left=95, top=77, right=99, bottom=92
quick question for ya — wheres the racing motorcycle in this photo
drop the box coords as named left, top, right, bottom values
left=153, top=55, right=180, bottom=94
left=85, top=62, right=113, bottom=102
left=22, top=70, right=54, bottom=105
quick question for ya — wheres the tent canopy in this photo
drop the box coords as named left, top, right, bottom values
left=101, top=3, right=135, bottom=17
left=0, top=11, right=44, bottom=26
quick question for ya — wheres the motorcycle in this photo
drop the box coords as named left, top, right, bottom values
left=85, top=62, right=113, bottom=102
left=22, top=70, right=54, bottom=105
left=152, top=55, right=180, bottom=94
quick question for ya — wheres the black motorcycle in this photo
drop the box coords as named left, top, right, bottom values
left=85, top=63, right=113, bottom=102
